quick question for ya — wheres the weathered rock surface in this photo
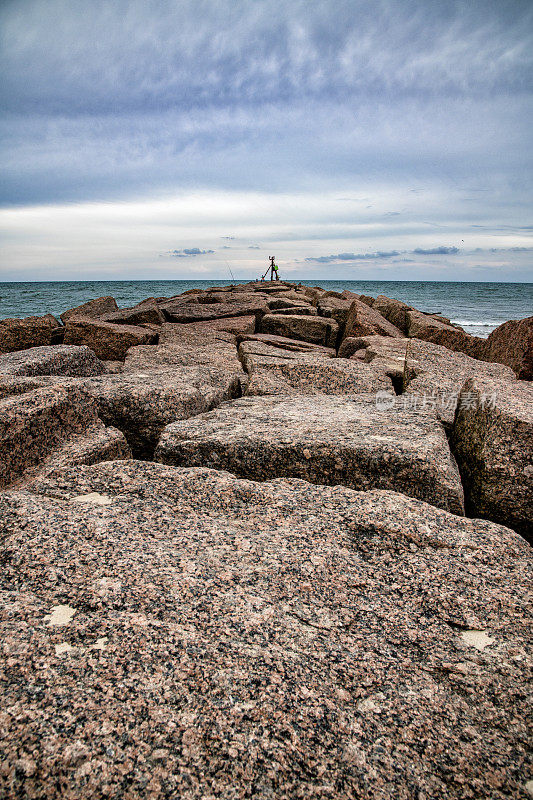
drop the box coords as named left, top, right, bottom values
left=160, top=295, right=268, bottom=323
left=349, top=336, right=517, bottom=425
left=156, top=395, right=464, bottom=514
left=239, top=340, right=393, bottom=397
left=60, top=295, right=118, bottom=323
left=164, top=314, right=257, bottom=336
left=124, top=323, right=245, bottom=377
left=260, top=313, right=339, bottom=348
left=372, top=295, right=412, bottom=333
left=0, top=345, right=105, bottom=378
left=0, top=314, right=61, bottom=354
left=406, top=310, right=486, bottom=359
left=451, top=376, right=533, bottom=539
left=63, top=319, right=158, bottom=360
left=483, top=315, right=533, bottom=379
left=1, top=460, right=530, bottom=799
left=102, top=297, right=165, bottom=326
left=83, top=367, right=243, bottom=457
left=317, top=296, right=354, bottom=328
left=237, top=332, right=335, bottom=356
left=267, top=297, right=313, bottom=310
left=343, top=299, right=403, bottom=340
left=0, top=385, right=130, bottom=488
left=269, top=304, right=317, bottom=316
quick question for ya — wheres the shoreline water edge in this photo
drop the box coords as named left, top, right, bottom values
left=1, top=278, right=532, bottom=338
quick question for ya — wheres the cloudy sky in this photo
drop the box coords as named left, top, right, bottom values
left=1, top=0, right=532, bottom=282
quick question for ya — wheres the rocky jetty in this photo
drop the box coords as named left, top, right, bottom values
left=0, top=281, right=531, bottom=799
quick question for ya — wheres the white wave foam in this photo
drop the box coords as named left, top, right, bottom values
left=452, top=320, right=502, bottom=327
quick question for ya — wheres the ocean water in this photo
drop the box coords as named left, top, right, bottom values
left=0, top=280, right=531, bottom=338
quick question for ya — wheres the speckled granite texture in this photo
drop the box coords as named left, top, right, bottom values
left=483, top=316, right=533, bottom=380
left=260, top=314, right=339, bottom=348
left=372, top=295, right=413, bottom=334
left=451, top=376, right=533, bottom=540
left=160, top=295, right=269, bottom=323
left=0, top=345, right=105, bottom=378
left=0, top=461, right=531, bottom=799
left=60, top=296, right=119, bottom=323
left=347, top=336, right=517, bottom=426
left=317, top=296, right=355, bottom=328
left=82, top=367, right=243, bottom=457
left=0, top=385, right=130, bottom=488
left=0, top=314, right=60, bottom=354
left=343, top=299, right=403, bottom=341
left=406, top=310, right=486, bottom=360
left=0, top=280, right=531, bottom=798
left=237, top=332, right=335, bottom=356
left=102, top=298, right=165, bottom=327
left=238, top=340, right=393, bottom=397
left=63, top=319, right=158, bottom=361
left=155, top=395, right=464, bottom=514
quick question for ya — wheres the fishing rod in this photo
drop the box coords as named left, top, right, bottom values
left=225, top=261, right=235, bottom=282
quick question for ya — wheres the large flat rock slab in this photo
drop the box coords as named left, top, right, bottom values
left=156, top=395, right=464, bottom=513
left=0, top=345, right=105, bottom=377
left=451, top=376, right=533, bottom=540
left=160, top=294, right=269, bottom=323
left=0, top=385, right=130, bottom=488
left=0, top=461, right=530, bottom=799
left=349, top=336, right=517, bottom=425
left=239, top=340, right=393, bottom=396
left=260, top=313, right=339, bottom=348
left=63, top=319, right=158, bottom=360
left=406, top=309, right=486, bottom=359
left=237, top=332, right=335, bottom=356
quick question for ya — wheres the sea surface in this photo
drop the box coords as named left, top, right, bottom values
left=1, top=280, right=531, bottom=338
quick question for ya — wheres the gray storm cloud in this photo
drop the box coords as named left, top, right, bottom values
left=0, top=0, right=532, bottom=280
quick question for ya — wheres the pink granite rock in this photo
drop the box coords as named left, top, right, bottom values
left=260, top=313, right=339, bottom=348
left=102, top=297, right=165, bottom=326
left=63, top=319, right=158, bottom=360
left=239, top=340, right=392, bottom=397
left=406, top=309, right=486, bottom=359
left=316, top=296, right=354, bottom=328
left=372, top=295, right=413, bottom=333
left=156, top=394, right=464, bottom=514
left=0, top=345, right=105, bottom=378
left=343, top=299, right=403, bottom=340
left=0, top=385, right=130, bottom=488
left=60, top=296, right=118, bottom=323
left=348, top=336, right=517, bottom=426
left=483, top=315, right=533, bottom=379
left=0, top=314, right=60, bottom=354
left=1, top=460, right=528, bottom=799
left=237, top=332, right=335, bottom=356
left=451, top=376, right=533, bottom=540
left=160, top=294, right=269, bottom=323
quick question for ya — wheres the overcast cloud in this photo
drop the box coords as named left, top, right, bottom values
left=1, top=0, right=532, bottom=280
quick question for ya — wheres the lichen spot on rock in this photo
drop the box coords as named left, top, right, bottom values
left=55, top=643, right=76, bottom=656
left=71, top=492, right=112, bottom=505
left=46, top=605, right=76, bottom=627
left=461, top=630, right=495, bottom=651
